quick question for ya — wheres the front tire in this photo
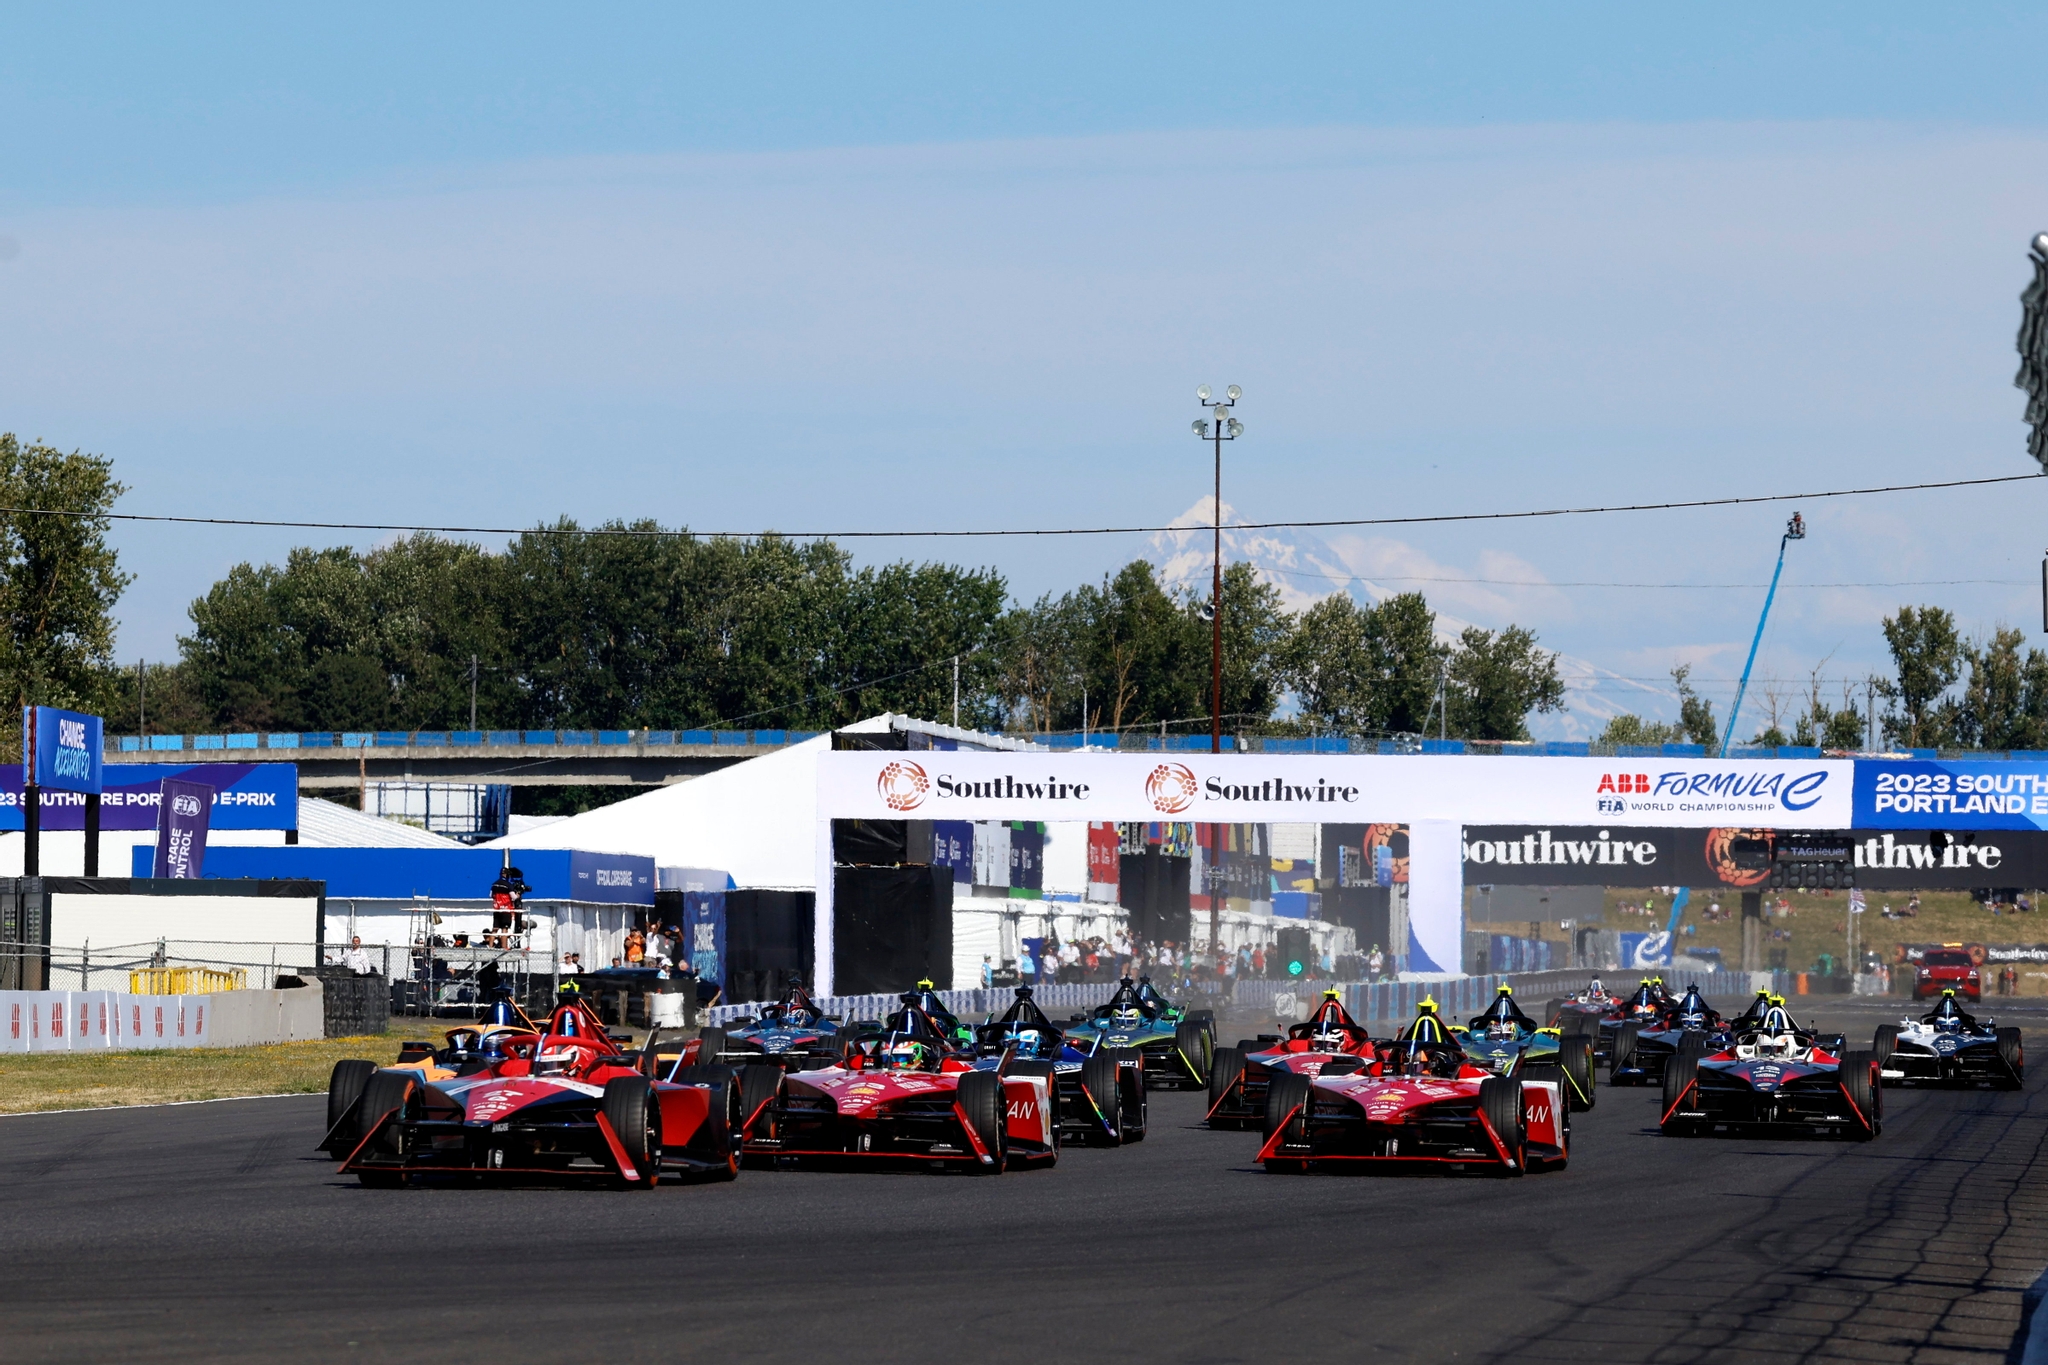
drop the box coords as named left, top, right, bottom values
left=1660, top=1048, right=1700, bottom=1137
left=601, top=1075, right=661, bottom=1186
left=1080, top=1053, right=1124, bottom=1145
left=1610, top=1022, right=1642, bottom=1083
left=1262, top=1071, right=1313, bottom=1172
left=954, top=1070, right=1008, bottom=1173
left=1175, top=1020, right=1213, bottom=1087
left=1114, top=1049, right=1147, bottom=1141
left=1839, top=1050, right=1881, bottom=1139
left=1207, top=1047, right=1247, bottom=1129
left=326, top=1059, right=376, bottom=1146
left=1477, top=1076, right=1526, bottom=1175
left=1997, top=1027, right=2025, bottom=1088
left=355, top=1070, right=417, bottom=1185
left=1557, top=1033, right=1596, bottom=1112
left=669, top=1064, right=741, bottom=1180
left=695, top=1026, right=729, bottom=1066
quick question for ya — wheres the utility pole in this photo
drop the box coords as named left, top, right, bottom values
left=952, top=655, right=959, bottom=729
left=1866, top=678, right=1877, bottom=752
left=137, top=660, right=146, bottom=735
left=469, top=655, right=478, bottom=730
left=1191, top=385, right=1242, bottom=754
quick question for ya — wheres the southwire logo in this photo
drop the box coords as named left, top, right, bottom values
left=1146, top=763, right=1197, bottom=814
left=931, top=773, right=1092, bottom=801
left=1464, top=830, right=1657, bottom=867
left=877, top=760, right=930, bottom=811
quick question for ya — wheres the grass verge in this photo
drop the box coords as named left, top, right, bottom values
left=0, top=1033, right=397, bottom=1115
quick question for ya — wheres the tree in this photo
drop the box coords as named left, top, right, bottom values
left=1187, top=562, right=1293, bottom=732
left=1598, top=713, right=1679, bottom=747
left=1880, top=605, right=1963, bottom=748
left=1791, top=670, right=1871, bottom=752
left=1951, top=628, right=2048, bottom=752
left=1445, top=625, right=1565, bottom=741
left=1285, top=591, right=1445, bottom=736
left=0, top=436, right=131, bottom=734
left=1672, top=665, right=1719, bottom=750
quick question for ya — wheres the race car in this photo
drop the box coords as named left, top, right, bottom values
left=1061, top=976, right=1214, bottom=1088
left=687, top=979, right=848, bottom=1072
left=1541, top=978, right=1638, bottom=1066
left=1450, top=986, right=1596, bottom=1111
left=1609, top=983, right=1731, bottom=1087
left=1873, top=989, right=2023, bottom=1089
left=969, top=986, right=1146, bottom=1145
left=736, top=1003, right=1058, bottom=1173
left=321, top=996, right=744, bottom=1187
left=1256, top=997, right=1569, bottom=1176
left=1659, top=1001, right=1879, bottom=1140
left=1205, top=989, right=1378, bottom=1129
left=373, top=990, right=548, bottom=1085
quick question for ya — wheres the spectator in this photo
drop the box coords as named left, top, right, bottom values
left=1113, top=929, right=1132, bottom=975
left=341, top=936, right=375, bottom=975
left=981, top=954, right=993, bottom=989
left=1252, top=944, right=1266, bottom=977
left=1042, top=940, right=1063, bottom=983
left=625, top=928, right=646, bottom=964
left=1018, top=943, right=1037, bottom=985
left=1367, top=944, right=1384, bottom=979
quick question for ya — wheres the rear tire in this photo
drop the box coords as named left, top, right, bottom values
left=1997, top=1027, right=2025, bottom=1088
left=1080, top=1053, right=1124, bottom=1145
left=1872, top=1023, right=1900, bottom=1068
left=1477, top=1076, right=1526, bottom=1175
left=1661, top=1049, right=1699, bottom=1137
left=1115, top=1050, right=1147, bottom=1141
left=1557, top=1033, right=1596, bottom=1112
left=954, top=1070, right=1007, bottom=1173
left=326, top=1059, right=375, bottom=1145
left=601, top=1076, right=660, bottom=1186
left=1175, top=1020, right=1213, bottom=1087
left=1207, top=1047, right=1247, bottom=1129
left=1542, top=998, right=1567, bottom=1027
left=1610, top=1022, right=1642, bottom=1084
left=1839, top=1050, right=1880, bottom=1139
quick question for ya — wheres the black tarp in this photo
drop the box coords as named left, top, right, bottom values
left=725, top=889, right=815, bottom=1002
left=832, top=865, right=954, bottom=995
left=1118, top=849, right=1190, bottom=945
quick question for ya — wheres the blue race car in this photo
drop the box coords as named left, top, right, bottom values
left=1873, top=990, right=2024, bottom=1089
left=1609, top=983, right=1732, bottom=1086
left=1061, top=976, right=1214, bottom=1089
left=971, top=987, right=1146, bottom=1145
left=1450, top=986, right=1596, bottom=1112
left=692, top=981, right=845, bottom=1073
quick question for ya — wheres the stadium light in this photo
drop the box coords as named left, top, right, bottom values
left=1190, top=385, right=1241, bottom=756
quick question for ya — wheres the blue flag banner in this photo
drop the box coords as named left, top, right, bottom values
left=23, top=707, right=102, bottom=794
left=153, top=779, right=215, bottom=879
left=0, top=763, right=296, bottom=831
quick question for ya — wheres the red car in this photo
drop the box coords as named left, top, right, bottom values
left=323, top=997, right=742, bottom=1188
left=1256, top=1000, right=1569, bottom=1176
left=1912, top=948, right=1981, bottom=1002
left=737, top=1006, right=1058, bottom=1173
left=1205, top=990, right=1377, bottom=1129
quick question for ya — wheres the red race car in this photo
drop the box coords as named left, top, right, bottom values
left=323, top=996, right=742, bottom=1188
left=736, top=1005, right=1057, bottom=1173
left=1206, top=990, right=1377, bottom=1129
left=1257, top=998, right=1569, bottom=1176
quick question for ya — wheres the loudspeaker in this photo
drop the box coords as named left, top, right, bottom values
left=1118, top=850, right=1191, bottom=945
left=833, top=865, right=954, bottom=995
left=727, top=889, right=815, bottom=995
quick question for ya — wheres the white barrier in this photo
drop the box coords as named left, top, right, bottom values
left=0, top=983, right=322, bottom=1052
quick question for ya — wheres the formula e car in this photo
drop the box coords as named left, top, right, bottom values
left=1609, top=984, right=1731, bottom=1087
left=1660, top=1001, right=1878, bottom=1140
left=321, top=996, right=743, bottom=1187
left=968, top=987, right=1145, bottom=1145
left=1873, top=990, right=2023, bottom=1089
left=1256, top=998, right=1569, bottom=1176
left=1061, top=976, right=1214, bottom=1088
left=736, top=1003, right=1057, bottom=1173
left=1450, top=986, right=1596, bottom=1111
left=688, top=980, right=847, bottom=1072
left=1205, top=990, right=1377, bottom=1129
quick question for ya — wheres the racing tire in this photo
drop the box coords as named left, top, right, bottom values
left=1477, top=1076, right=1526, bottom=1175
left=1175, top=1021, right=1213, bottom=1088
left=695, top=1027, right=729, bottom=1067
left=1610, top=1022, right=1642, bottom=1084
left=326, top=1059, right=376, bottom=1145
left=1234, top=1039, right=1262, bottom=1053
left=954, top=1070, right=1008, bottom=1174
left=1080, top=1053, right=1125, bottom=1145
left=737, top=1064, right=783, bottom=1137
left=601, top=1075, right=661, bottom=1187
left=1557, top=1033, right=1596, bottom=1112
left=1660, top=1049, right=1699, bottom=1137
left=1115, top=1050, right=1147, bottom=1141
left=1542, top=998, right=1568, bottom=1027
left=1207, top=1047, right=1248, bottom=1130
left=668, top=1065, right=742, bottom=1180
left=1262, top=1071, right=1313, bottom=1172
left=1838, top=1050, right=1881, bottom=1139
left=355, top=1070, right=417, bottom=1186
left=1997, top=1028, right=2025, bottom=1088
left=1872, top=1023, right=1900, bottom=1070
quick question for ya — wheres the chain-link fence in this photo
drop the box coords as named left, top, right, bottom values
left=10, top=939, right=328, bottom=994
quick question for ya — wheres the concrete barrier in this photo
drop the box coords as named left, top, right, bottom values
left=0, top=982, right=322, bottom=1052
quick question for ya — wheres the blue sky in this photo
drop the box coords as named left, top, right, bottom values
left=5, top=5, right=2048, bottom=736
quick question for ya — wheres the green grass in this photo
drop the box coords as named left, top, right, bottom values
left=0, top=1033, right=399, bottom=1115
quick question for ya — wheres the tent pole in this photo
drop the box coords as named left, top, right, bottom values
left=814, top=817, right=834, bottom=997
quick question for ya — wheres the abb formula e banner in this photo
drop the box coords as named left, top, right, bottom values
left=823, top=752, right=1854, bottom=828
left=815, top=752, right=1852, bottom=986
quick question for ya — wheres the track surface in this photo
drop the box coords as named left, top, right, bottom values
left=5, top=998, right=2048, bottom=1364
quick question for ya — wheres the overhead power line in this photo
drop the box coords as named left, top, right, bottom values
left=0, top=472, right=2034, bottom=542
left=1249, top=567, right=2034, bottom=589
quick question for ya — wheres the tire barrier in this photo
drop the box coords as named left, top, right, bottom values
left=313, top=970, right=389, bottom=1039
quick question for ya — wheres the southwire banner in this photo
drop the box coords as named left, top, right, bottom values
left=0, top=763, right=297, bottom=831
left=1463, top=825, right=2048, bottom=889
left=814, top=752, right=1854, bottom=989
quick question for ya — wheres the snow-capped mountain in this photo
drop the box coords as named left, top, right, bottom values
left=1148, top=498, right=1667, bottom=742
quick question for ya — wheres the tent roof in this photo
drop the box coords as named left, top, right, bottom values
left=299, top=796, right=466, bottom=849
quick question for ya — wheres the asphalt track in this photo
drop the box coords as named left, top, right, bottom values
left=5, top=998, right=2048, bottom=1365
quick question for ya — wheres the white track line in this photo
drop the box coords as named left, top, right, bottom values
left=0, top=1091, right=317, bottom=1118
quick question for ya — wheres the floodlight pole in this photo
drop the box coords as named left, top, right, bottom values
left=1723, top=512, right=1805, bottom=755
left=1191, top=387, right=1241, bottom=755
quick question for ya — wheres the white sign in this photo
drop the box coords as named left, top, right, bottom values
left=818, top=752, right=1854, bottom=828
